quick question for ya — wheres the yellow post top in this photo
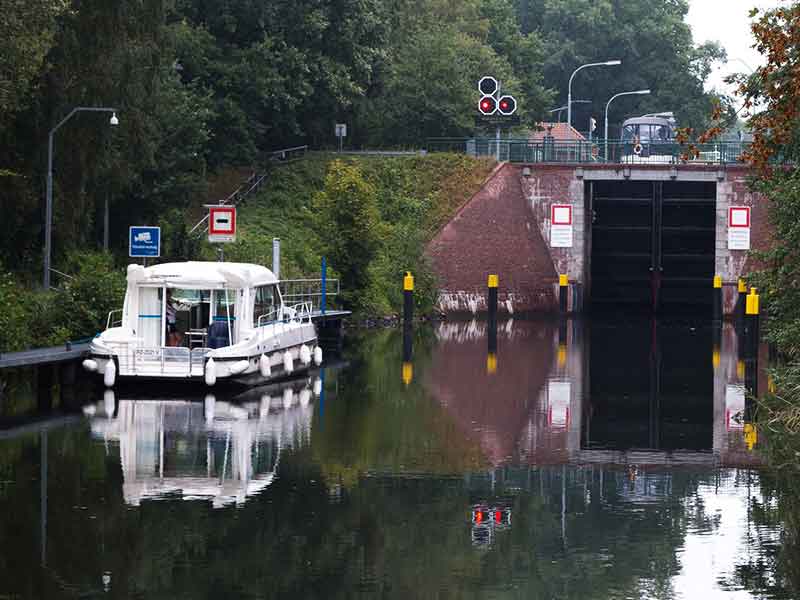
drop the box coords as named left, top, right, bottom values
left=746, top=288, right=760, bottom=315
left=712, top=346, right=720, bottom=369
left=738, top=278, right=747, bottom=293
left=402, top=362, right=413, bottom=385
left=744, top=423, right=758, bottom=451
left=557, top=343, right=567, bottom=367
left=403, top=272, right=414, bottom=291
left=486, top=352, right=497, bottom=375
left=737, top=359, right=745, bottom=380
left=559, top=274, right=568, bottom=287
left=488, top=274, right=499, bottom=288
left=713, top=275, right=722, bottom=289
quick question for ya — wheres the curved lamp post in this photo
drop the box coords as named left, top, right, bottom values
left=604, top=89, right=650, bottom=161
left=567, top=60, right=621, bottom=129
left=44, top=107, right=119, bottom=289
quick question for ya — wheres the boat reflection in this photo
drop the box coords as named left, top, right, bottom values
left=87, top=376, right=321, bottom=508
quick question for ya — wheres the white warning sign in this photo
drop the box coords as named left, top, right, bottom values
left=728, top=207, right=751, bottom=251
left=550, top=204, right=573, bottom=248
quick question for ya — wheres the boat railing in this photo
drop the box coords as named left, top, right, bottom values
left=255, top=301, right=313, bottom=333
left=106, top=342, right=208, bottom=376
left=106, top=309, right=124, bottom=329
left=279, top=279, right=339, bottom=311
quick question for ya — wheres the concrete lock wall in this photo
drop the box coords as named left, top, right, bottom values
left=427, top=163, right=768, bottom=315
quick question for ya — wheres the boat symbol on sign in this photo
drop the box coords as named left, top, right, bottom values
left=134, top=232, right=152, bottom=243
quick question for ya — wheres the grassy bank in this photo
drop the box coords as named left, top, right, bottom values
left=0, top=153, right=493, bottom=352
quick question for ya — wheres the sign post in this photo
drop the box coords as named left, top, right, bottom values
left=550, top=204, right=573, bottom=248
left=335, top=123, right=347, bottom=153
left=207, top=205, right=237, bottom=261
left=129, top=226, right=161, bottom=266
left=728, top=206, right=751, bottom=251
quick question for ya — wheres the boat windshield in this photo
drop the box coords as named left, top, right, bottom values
left=254, top=284, right=281, bottom=326
left=622, top=123, right=672, bottom=143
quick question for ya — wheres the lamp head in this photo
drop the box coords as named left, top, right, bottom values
left=109, top=112, right=119, bottom=126
left=605, top=60, right=622, bottom=66
left=638, top=89, right=652, bottom=95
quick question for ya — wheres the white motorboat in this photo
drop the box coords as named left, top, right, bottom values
left=83, top=262, right=322, bottom=387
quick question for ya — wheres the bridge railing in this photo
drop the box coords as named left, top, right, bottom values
left=426, top=137, right=752, bottom=165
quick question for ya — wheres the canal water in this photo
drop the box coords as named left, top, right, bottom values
left=0, top=318, right=797, bottom=599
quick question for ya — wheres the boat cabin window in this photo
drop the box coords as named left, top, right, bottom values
left=166, top=289, right=211, bottom=347
left=254, top=285, right=281, bottom=326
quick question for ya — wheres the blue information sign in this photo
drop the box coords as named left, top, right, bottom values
left=129, top=226, right=161, bottom=258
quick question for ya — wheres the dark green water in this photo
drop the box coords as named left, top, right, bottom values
left=0, top=319, right=798, bottom=599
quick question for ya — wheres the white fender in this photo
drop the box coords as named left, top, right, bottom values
left=82, top=359, right=98, bottom=372
left=299, top=388, right=311, bottom=407
left=103, top=389, right=115, bottom=417
left=103, top=360, right=116, bottom=388
left=229, top=360, right=249, bottom=375
left=282, top=387, right=294, bottom=409
left=313, top=377, right=322, bottom=396
left=313, top=346, right=323, bottom=366
left=283, top=351, right=294, bottom=373
left=259, top=394, right=270, bottom=419
left=259, top=354, right=271, bottom=378
left=205, top=358, right=217, bottom=386
left=204, top=394, right=216, bottom=422
left=82, top=404, right=97, bottom=416
left=299, top=344, right=311, bottom=365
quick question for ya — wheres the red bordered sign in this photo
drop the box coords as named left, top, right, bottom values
left=729, top=207, right=751, bottom=228
left=551, top=204, right=573, bottom=225
left=208, top=206, right=236, bottom=243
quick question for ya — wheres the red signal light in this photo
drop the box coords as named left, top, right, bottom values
left=497, top=95, right=517, bottom=116
left=478, top=95, right=497, bottom=116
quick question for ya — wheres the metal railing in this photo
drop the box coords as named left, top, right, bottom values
left=279, top=278, right=339, bottom=309
left=256, top=301, right=314, bottom=328
left=106, top=309, right=123, bottom=330
left=426, top=137, right=753, bottom=166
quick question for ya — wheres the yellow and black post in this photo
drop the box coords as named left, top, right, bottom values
left=745, top=287, right=760, bottom=360
left=559, top=274, right=568, bottom=314
left=712, top=275, right=722, bottom=322
left=402, top=272, right=414, bottom=385
left=487, top=275, right=498, bottom=371
left=736, top=278, right=747, bottom=325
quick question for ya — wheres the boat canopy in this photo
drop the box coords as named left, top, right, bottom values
left=127, top=262, right=278, bottom=289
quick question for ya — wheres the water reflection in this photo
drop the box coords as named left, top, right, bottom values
left=0, top=319, right=794, bottom=599
left=87, top=377, right=319, bottom=507
left=429, top=318, right=761, bottom=469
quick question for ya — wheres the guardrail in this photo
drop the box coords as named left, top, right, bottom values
left=426, top=138, right=752, bottom=165
left=279, top=278, right=339, bottom=305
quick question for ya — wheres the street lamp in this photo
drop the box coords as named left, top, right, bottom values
left=44, top=107, right=119, bottom=289
left=604, top=89, right=650, bottom=161
left=567, top=60, right=621, bottom=129
left=549, top=100, right=591, bottom=123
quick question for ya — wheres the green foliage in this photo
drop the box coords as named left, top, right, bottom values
left=0, top=273, right=34, bottom=352
left=314, top=161, right=383, bottom=310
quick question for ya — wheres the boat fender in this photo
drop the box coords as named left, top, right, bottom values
left=283, top=387, right=294, bottom=409
left=299, top=389, right=311, bottom=407
left=299, top=344, right=311, bottom=365
left=103, top=389, right=115, bottom=417
left=204, top=394, right=216, bottom=422
left=283, top=351, right=294, bottom=373
left=259, top=394, right=270, bottom=419
left=103, top=360, right=116, bottom=388
left=313, top=346, right=323, bottom=366
left=259, top=354, right=271, bottom=377
left=205, top=358, right=217, bottom=386
left=82, top=359, right=98, bottom=372
left=313, top=377, right=322, bottom=396
left=229, top=360, right=249, bottom=375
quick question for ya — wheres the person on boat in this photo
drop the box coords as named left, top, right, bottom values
left=166, top=290, right=181, bottom=346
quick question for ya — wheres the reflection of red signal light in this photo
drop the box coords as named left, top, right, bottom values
left=494, top=510, right=502, bottom=524
left=479, top=95, right=497, bottom=116
left=473, top=510, right=485, bottom=523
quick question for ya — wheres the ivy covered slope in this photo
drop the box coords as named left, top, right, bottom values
left=221, top=152, right=495, bottom=317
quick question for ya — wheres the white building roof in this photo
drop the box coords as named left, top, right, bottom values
left=127, top=261, right=277, bottom=288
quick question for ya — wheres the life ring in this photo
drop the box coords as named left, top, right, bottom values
left=633, top=143, right=643, bottom=155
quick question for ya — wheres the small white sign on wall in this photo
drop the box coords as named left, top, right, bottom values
left=728, top=207, right=751, bottom=251
left=550, top=204, right=573, bottom=248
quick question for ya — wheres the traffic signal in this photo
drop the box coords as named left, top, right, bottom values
left=497, top=95, right=517, bottom=116
left=478, top=76, right=498, bottom=96
left=479, top=95, right=497, bottom=116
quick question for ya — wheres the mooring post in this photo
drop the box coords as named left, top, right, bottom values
left=487, top=274, right=498, bottom=374
left=402, top=272, right=414, bottom=385
left=745, top=287, right=760, bottom=360
left=712, top=275, right=722, bottom=322
left=559, top=274, right=568, bottom=314
left=737, top=278, right=747, bottom=326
